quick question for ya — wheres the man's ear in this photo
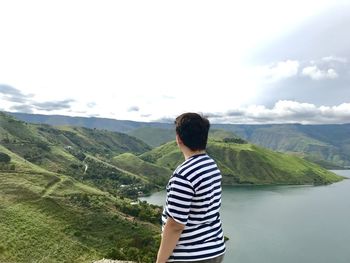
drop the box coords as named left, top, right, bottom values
left=176, top=134, right=182, bottom=146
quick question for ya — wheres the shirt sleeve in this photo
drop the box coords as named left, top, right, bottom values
left=165, top=173, right=194, bottom=225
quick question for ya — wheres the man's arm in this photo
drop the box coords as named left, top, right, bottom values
left=156, top=217, right=185, bottom=263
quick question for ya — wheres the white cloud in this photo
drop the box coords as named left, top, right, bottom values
left=302, top=65, right=338, bottom=80
left=255, top=60, right=300, bottom=82
left=0, top=1, right=348, bottom=122
left=321, top=56, right=348, bottom=63
left=319, top=103, right=350, bottom=117
left=207, top=100, right=350, bottom=124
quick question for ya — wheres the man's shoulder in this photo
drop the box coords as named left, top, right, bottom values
left=175, top=154, right=217, bottom=177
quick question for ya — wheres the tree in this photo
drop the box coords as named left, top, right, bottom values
left=223, top=137, right=247, bottom=144
left=0, top=152, right=11, bottom=163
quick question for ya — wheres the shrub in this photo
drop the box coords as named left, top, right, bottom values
left=0, top=152, right=11, bottom=163
left=223, top=137, right=247, bottom=144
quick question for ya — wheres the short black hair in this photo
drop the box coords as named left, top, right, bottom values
left=175, top=112, right=210, bottom=151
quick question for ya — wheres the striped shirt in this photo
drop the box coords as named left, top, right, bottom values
left=162, top=153, right=226, bottom=262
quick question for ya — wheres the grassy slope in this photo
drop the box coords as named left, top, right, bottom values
left=0, top=112, right=160, bottom=197
left=0, top=145, right=160, bottom=263
left=140, top=140, right=344, bottom=185
left=0, top=113, right=162, bottom=262
left=0, top=112, right=150, bottom=176
left=112, top=153, right=172, bottom=187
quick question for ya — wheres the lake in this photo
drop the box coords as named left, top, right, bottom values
left=141, top=170, right=350, bottom=263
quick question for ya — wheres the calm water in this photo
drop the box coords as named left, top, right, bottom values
left=141, top=170, right=350, bottom=263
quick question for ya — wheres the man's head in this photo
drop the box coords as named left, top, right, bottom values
left=174, top=113, right=210, bottom=151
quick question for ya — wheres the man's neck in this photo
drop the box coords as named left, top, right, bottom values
left=182, top=149, right=206, bottom=160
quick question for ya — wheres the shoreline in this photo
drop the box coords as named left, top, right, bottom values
left=142, top=172, right=349, bottom=198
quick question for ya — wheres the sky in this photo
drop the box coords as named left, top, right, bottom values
left=0, top=0, right=350, bottom=124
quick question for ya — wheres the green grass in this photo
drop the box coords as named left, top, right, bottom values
left=0, top=197, right=98, bottom=263
left=0, top=111, right=162, bottom=262
left=0, top=169, right=160, bottom=263
left=209, top=140, right=344, bottom=185
left=112, top=153, right=172, bottom=186
left=140, top=141, right=183, bottom=169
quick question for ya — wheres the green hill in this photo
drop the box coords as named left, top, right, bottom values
left=0, top=112, right=150, bottom=155
left=140, top=140, right=344, bottom=185
left=0, top=144, right=160, bottom=263
left=0, top=112, right=165, bottom=262
left=0, top=112, right=159, bottom=198
left=215, top=123, right=350, bottom=168
left=112, top=153, right=172, bottom=187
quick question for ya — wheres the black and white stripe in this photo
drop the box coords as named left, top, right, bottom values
left=162, top=153, right=226, bottom=262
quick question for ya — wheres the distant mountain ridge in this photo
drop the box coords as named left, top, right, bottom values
left=7, top=111, right=350, bottom=168
left=7, top=111, right=172, bottom=133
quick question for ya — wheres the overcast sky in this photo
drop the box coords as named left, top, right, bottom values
left=0, top=0, right=349, bottom=124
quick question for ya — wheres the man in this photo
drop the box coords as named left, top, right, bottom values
left=156, top=113, right=226, bottom=263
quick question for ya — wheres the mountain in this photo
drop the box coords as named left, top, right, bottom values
left=140, top=140, right=344, bottom=185
left=7, top=112, right=350, bottom=168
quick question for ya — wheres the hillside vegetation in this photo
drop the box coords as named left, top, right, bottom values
left=0, top=112, right=163, bottom=262
left=0, top=112, right=157, bottom=198
left=140, top=140, right=344, bottom=185
left=0, top=144, right=161, bottom=263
